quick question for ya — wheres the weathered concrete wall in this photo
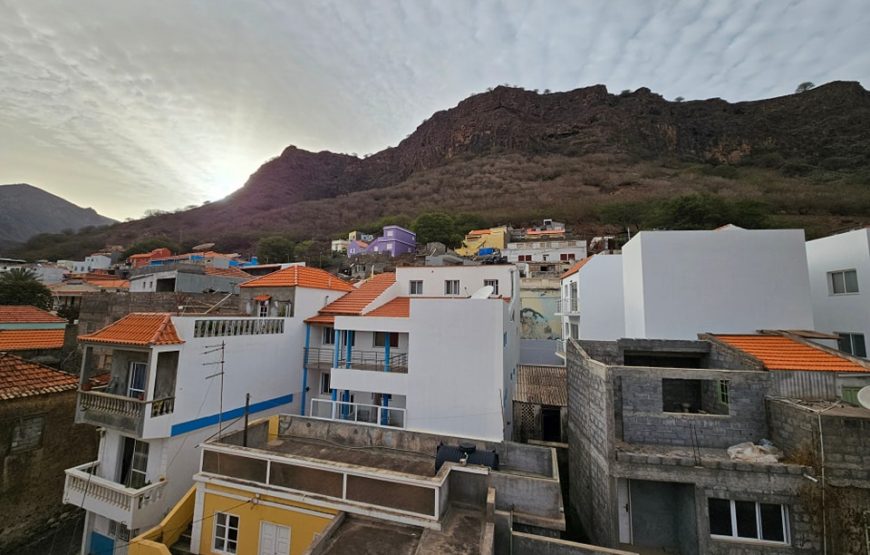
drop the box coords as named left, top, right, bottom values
left=511, top=532, right=640, bottom=555
left=567, top=340, right=617, bottom=545
left=617, top=367, right=770, bottom=448
left=0, top=390, right=99, bottom=551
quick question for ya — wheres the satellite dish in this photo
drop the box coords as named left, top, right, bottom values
left=193, top=242, right=216, bottom=251
left=470, top=285, right=494, bottom=299
left=857, top=385, right=870, bottom=410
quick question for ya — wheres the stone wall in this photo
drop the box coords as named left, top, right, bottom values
left=567, top=340, right=617, bottom=545
left=0, top=390, right=99, bottom=550
left=78, top=291, right=241, bottom=334
left=617, top=367, right=770, bottom=448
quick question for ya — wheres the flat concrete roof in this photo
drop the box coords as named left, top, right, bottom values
left=263, top=436, right=436, bottom=477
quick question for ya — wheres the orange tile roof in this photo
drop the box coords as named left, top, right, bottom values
left=560, top=256, right=592, bottom=279
left=0, top=329, right=65, bottom=351
left=365, top=296, right=411, bottom=318
left=304, top=314, right=335, bottom=325
left=468, top=229, right=492, bottom=236
left=0, top=305, right=66, bottom=324
left=203, top=266, right=252, bottom=279
left=318, top=273, right=396, bottom=315
left=713, top=335, right=868, bottom=373
left=0, top=353, right=78, bottom=400
left=84, top=279, right=130, bottom=289
left=240, top=266, right=353, bottom=292
left=79, top=313, right=184, bottom=346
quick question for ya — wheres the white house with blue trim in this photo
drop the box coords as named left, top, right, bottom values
left=63, top=311, right=310, bottom=555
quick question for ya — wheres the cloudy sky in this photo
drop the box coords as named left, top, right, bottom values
left=1, top=0, right=868, bottom=220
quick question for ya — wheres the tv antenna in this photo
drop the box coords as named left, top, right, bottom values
left=203, top=341, right=226, bottom=439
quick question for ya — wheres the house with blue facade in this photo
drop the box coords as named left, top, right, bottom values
left=347, top=225, right=416, bottom=257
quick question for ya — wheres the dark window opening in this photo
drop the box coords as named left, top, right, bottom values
left=662, top=378, right=729, bottom=415
left=624, top=351, right=705, bottom=368
left=541, top=407, right=561, bottom=442
left=155, top=278, right=176, bottom=292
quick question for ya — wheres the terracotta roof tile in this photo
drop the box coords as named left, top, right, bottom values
left=515, top=365, right=567, bottom=406
left=318, top=273, right=396, bottom=315
left=203, top=266, right=252, bottom=279
left=365, top=297, right=410, bottom=318
left=0, top=305, right=66, bottom=324
left=79, top=313, right=184, bottom=346
left=84, top=279, right=130, bottom=289
left=560, top=256, right=592, bottom=279
left=0, top=329, right=65, bottom=351
left=304, top=314, right=335, bottom=325
left=0, top=353, right=78, bottom=400
left=713, top=334, right=867, bottom=373
left=240, top=266, right=353, bottom=292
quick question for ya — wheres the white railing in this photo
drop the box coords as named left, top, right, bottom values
left=63, top=461, right=167, bottom=528
left=556, top=299, right=579, bottom=315
left=556, top=339, right=567, bottom=355
left=310, top=398, right=406, bottom=428
left=79, top=390, right=145, bottom=418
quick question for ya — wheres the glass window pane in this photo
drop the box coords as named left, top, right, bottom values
left=853, top=334, right=867, bottom=357
left=735, top=501, right=759, bottom=539
left=708, top=498, right=733, bottom=536
left=832, top=272, right=846, bottom=294
left=760, top=504, right=785, bottom=542
left=216, top=513, right=226, bottom=526
left=228, top=528, right=238, bottom=541
left=838, top=333, right=852, bottom=353
left=845, top=270, right=859, bottom=293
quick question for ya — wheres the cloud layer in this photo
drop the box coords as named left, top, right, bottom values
left=1, top=0, right=868, bottom=219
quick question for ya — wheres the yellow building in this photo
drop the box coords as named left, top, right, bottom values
left=455, top=226, right=508, bottom=256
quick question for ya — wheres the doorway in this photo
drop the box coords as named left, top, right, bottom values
left=259, top=521, right=291, bottom=555
left=541, top=406, right=562, bottom=442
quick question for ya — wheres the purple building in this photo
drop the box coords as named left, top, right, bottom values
left=347, top=225, right=416, bottom=257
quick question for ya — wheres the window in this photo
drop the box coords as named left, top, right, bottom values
left=661, top=378, right=729, bottom=415
left=837, top=332, right=867, bottom=357
left=10, top=415, right=45, bottom=453
left=123, top=438, right=149, bottom=489
left=213, top=512, right=240, bottom=554
left=559, top=253, right=576, bottom=261
left=708, top=498, right=788, bottom=544
left=829, top=269, right=859, bottom=294
left=518, top=255, right=532, bottom=262
left=570, top=323, right=579, bottom=339
left=374, top=332, right=399, bottom=348
left=445, top=280, right=460, bottom=295
left=484, top=279, right=499, bottom=295
left=409, top=280, right=423, bottom=295
left=258, top=301, right=269, bottom=317
left=320, top=373, right=331, bottom=394
left=322, top=327, right=336, bottom=345
left=108, top=521, right=135, bottom=542
left=127, top=362, right=147, bottom=399
left=718, top=380, right=730, bottom=404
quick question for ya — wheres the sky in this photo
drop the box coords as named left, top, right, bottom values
left=1, top=0, right=868, bottom=220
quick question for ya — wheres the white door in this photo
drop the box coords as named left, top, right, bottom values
left=259, top=522, right=290, bottom=555
left=617, top=478, right=632, bottom=543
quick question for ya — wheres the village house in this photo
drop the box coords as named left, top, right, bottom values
left=347, top=225, right=416, bottom=257
left=567, top=333, right=870, bottom=555
left=805, top=227, right=869, bottom=358
left=0, top=353, right=98, bottom=551
left=0, top=305, right=67, bottom=365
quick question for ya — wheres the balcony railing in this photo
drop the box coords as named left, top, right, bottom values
left=63, top=461, right=167, bottom=530
left=310, top=398, right=406, bottom=428
left=77, top=390, right=175, bottom=436
left=305, top=347, right=335, bottom=371
left=556, top=299, right=579, bottom=315
left=338, top=350, right=408, bottom=373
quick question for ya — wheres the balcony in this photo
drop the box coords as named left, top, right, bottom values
left=306, top=347, right=409, bottom=373
left=76, top=390, right=175, bottom=437
left=310, top=398, right=406, bottom=428
left=63, top=461, right=167, bottom=530
left=555, top=299, right=579, bottom=316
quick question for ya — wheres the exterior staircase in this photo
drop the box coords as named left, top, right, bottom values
left=169, top=526, right=193, bottom=555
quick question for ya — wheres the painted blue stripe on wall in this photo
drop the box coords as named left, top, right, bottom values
left=170, top=393, right=293, bottom=436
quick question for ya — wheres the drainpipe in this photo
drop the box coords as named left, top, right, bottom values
left=331, top=328, right=340, bottom=402
left=382, top=333, right=391, bottom=425
left=301, top=324, right=310, bottom=416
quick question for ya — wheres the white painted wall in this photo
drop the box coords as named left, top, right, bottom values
left=397, top=265, right=516, bottom=298
left=578, top=255, right=625, bottom=341
left=623, top=228, right=815, bottom=339
left=806, top=228, right=870, bottom=348
left=504, top=240, right=586, bottom=263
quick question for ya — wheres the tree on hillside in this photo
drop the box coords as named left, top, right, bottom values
left=674, top=96, right=685, bottom=102
left=0, top=268, right=53, bottom=310
left=122, top=237, right=180, bottom=258
left=256, top=236, right=296, bottom=264
left=412, top=213, right=461, bottom=246
left=795, top=82, right=815, bottom=94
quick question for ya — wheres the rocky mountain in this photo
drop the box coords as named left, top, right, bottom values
left=0, top=184, right=116, bottom=244
left=11, top=81, right=870, bottom=259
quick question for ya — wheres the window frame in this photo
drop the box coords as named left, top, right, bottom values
left=837, top=332, right=867, bottom=358
left=409, top=280, right=423, bottom=295
left=10, top=414, right=46, bottom=453
left=320, top=372, right=331, bottom=394
left=373, top=332, right=399, bottom=348
left=444, top=279, right=460, bottom=295
left=708, top=498, right=790, bottom=545
left=213, top=512, right=240, bottom=554
left=829, top=269, right=859, bottom=295
left=484, top=279, right=499, bottom=295
left=322, top=327, right=336, bottom=345
left=718, top=380, right=730, bottom=405
left=258, top=301, right=269, bottom=317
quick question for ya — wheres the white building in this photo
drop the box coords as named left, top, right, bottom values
left=557, top=255, right=624, bottom=351
left=505, top=239, right=586, bottom=265
left=558, top=227, right=815, bottom=343
left=63, top=268, right=353, bottom=555
left=806, top=228, right=869, bottom=358
left=303, top=265, right=521, bottom=441
left=331, top=238, right=349, bottom=253
left=58, top=253, right=113, bottom=273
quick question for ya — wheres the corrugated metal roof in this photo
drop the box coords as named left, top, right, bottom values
left=515, top=365, right=567, bottom=406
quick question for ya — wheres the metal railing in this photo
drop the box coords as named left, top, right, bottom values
left=64, top=461, right=166, bottom=522
left=304, top=347, right=335, bottom=370
left=338, top=350, right=408, bottom=373
left=556, top=299, right=579, bottom=314
left=310, top=398, right=406, bottom=428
